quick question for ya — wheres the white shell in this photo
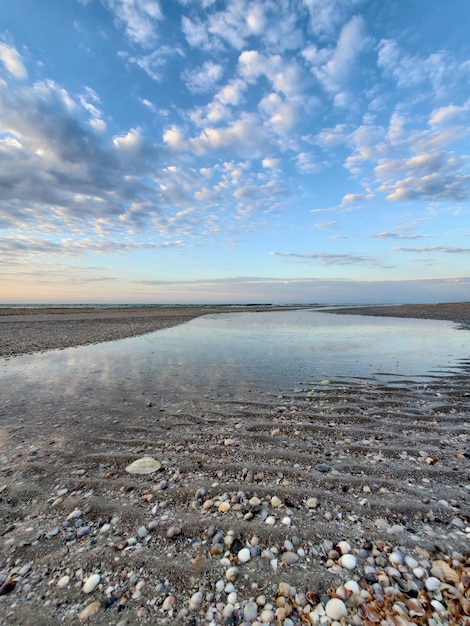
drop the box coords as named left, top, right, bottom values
left=340, top=554, right=357, bottom=570
left=238, top=548, right=251, bottom=563
left=325, top=598, right=348, bottom=620
left=125, top=457, right=161, bottom=474
left=336, top=540, right=351, bottom=554
left=425, top=576, right=441, bottom=592
left=83, top=573, right=100, bottom=594
left=344, top=580, right=360, bottom=594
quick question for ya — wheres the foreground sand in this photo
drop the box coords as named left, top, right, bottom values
left=0, top=305, right=469, bottom=625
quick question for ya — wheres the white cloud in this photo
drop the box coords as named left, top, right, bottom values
left=303, top=15, right=370, bottom=97
left=105, top=0, right=162, bottom=47
left=113, top=127, right=143, bottom=151
left=296, top=152, right=318, bottom=173
left=123, top=45, right=184, bottom=81
left=0, top=43, right=27, bottom=79
left=182, top=61, right=223, bottom=93
left=302, top=0, right=364, bottom=38
left=377, top=39, right=449, bottom=95
left=429, top=101, right=470, bottom=126
left=262, top=157, right=280, bottom=169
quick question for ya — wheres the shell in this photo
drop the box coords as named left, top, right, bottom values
left=431, top=560, right=460, bottom=584
left=83, top=574, right=100, bottom=594
left=125, top=457, right=161, bottom=475
left=325, top=598, right=347, bottom=620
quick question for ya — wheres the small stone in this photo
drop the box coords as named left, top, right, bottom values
left=83, top=574, right=100, bottom=594
left=305, top=497, right=318, bottom=509
left=260, top=609, right=275, bottom=622
left=325, top=598, right=348, bottom=620
left=161, top=595, right=175, bottom=611
left=238, top=548, right=251, bottom=563
left=137, top=526, right=148, bottom=538
left=243, top=602, right=258, bottom=621
left=265, top=515, right=276, bottom=525
left=281, top=551, right=299, bottom=565
left=225, top=566, right=239, bottom=582
left=271, top=496, right=282, bottom=508
left=218, top=502, right=231, bottom=513
left=79, top=601, right=101, bottom=621
left=57, top=575, right=70, bottom=588
left=189, top=591, right=203, bottom=611
left=67, top=509, right=82, bottom=521
left=316, top=463, right=330, bottom=473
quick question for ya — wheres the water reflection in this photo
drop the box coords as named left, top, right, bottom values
left=1, top=310, right=469, bottom=410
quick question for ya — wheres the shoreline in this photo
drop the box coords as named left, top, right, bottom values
left=0, top=304, right=469, bottom=625
left=0, top=303, right=469, bottom=359
left=0, top=305, right=312, bottom=358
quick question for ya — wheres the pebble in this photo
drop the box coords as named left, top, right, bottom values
left=243, top=602, right=258, bottom=621
left=189, top=591, right=203, bottom=610
left=238, top=548, right=251, bottom=563
left=271, top=495, right=282, bottom=508
left=83, top=574, right=100, bottom=594
left=225, top=567, right=239, bottom=581
left=79, top=601, right=101, bottom=621
left=57, top=575, right=70, bottom=588
left=281, top=551, right=299, bottom=565
left=305, top=497, right=318, bottom=508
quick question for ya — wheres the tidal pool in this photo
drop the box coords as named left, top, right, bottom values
left=1, top=310, right=469, bottom=411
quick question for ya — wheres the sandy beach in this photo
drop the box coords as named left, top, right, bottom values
left=0, top=304, right=469, bottom=625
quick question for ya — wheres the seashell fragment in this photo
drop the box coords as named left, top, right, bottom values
left=431, top=560, right=460, bottom=584
left=83, top=574, right=100, bottom=594
left=125, top=457, right=161, bottom=475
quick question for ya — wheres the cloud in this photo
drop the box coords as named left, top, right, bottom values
left=0, top=235, right=187, bottom=262
left=377, top=39, right=449, bottom=95
left=0, top=77, right=166, bottom=236
left=0, top=42, right=27, bottom=79
left=122, top=45, right=184, bottom=81
left=314, top=220, right=337, bottom=229
left=395, top=245, right=470, bottom=254
left=302, top=0, right=364, bottom=38
left=380, top=172, right=470, bottom=202
left=341, top=192, right=372, bottom=204
left=270, top=251, right=380, bottom=266
left=429, top=100, right=470, bottom=126
left=112, top=127, right=143, bottom=151
left=182, top=61, right=224, bottom=93
left=303, top=15, right=370, bottom=97
left=104, top=0, right=163, bottom=47
left=164, top=113, right=274, bottom=157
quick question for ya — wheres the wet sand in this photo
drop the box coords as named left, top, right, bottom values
left=0, top=304, right=469, bottom=625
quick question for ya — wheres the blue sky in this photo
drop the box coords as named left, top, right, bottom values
left=1, top=0, right=469, bottom=304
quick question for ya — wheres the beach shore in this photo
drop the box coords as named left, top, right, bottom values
left=0, top=304, right=469, bottom=625
left=0, top=305, right=310, bottom=358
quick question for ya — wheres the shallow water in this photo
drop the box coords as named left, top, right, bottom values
left=1, top=310, right=469, bottom=408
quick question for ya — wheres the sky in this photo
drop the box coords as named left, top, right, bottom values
left=0, top=0, right=469, bottom=304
